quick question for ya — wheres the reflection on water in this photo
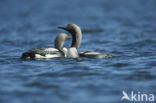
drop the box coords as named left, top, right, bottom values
left=0, top=0, right=156, bottom=103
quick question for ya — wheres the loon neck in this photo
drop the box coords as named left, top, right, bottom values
left=71, top=29, right=82, bottom=49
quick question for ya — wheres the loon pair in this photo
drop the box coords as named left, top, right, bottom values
left=21, top=24, right=112, bottom=59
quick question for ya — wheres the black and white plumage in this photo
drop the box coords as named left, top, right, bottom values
left=79, top=51, right=112, bottom=59
left=59, top=24, right=112, bottom=59
left=21, top=33, right=71, bottom=59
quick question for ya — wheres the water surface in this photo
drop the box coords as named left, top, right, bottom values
left=0, top=0, right=156, bottom=103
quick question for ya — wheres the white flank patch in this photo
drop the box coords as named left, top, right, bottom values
left=35, top=54, right=59, bottom=59
left=44, top=48, right=58, bottom=52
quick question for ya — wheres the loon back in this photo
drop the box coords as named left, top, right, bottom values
left=21, top=48, right=66, bottom=60
left=79, top=51, right=112, bottom=59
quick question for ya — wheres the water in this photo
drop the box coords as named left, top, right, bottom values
left=0, top=0, right=156, bottom=103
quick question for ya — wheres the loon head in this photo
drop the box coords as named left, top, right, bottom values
left=54, top=33, right=71, bottom=51
left=58, top=24, right=81, bottom=34
left=58, top=24, right=82, bottom=49
left=58, top=33, right=71, bottom=41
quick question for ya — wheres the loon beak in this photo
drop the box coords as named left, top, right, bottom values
left=58, top=26, right=70, bottom=32
left=58, top=26, right=66, bottom=30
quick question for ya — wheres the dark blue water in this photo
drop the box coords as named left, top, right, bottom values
left=0, top=0, right=156, bottom=103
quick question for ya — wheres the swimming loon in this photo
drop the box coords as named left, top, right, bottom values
left=21, top=33, right=71, bottom=59
left=59, top=24, right=112, bottom=58
left=59, top=24, right=82, bottom=58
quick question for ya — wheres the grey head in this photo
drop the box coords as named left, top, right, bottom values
left=58, top=24, right=82, bottom=49
left=54, top=33, right=71, bottom=51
